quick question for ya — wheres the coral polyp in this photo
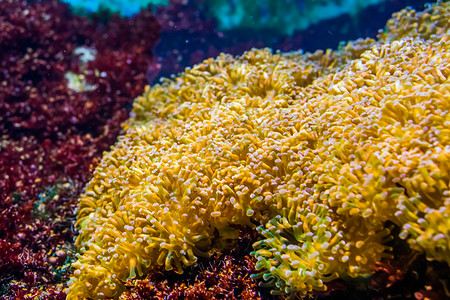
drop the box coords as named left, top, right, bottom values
left=67, top=2, right=450, bottom=299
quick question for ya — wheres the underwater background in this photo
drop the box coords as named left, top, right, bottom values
left=1, top=0, right=449, bottom=299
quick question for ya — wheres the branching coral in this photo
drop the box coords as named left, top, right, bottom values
left=68, top=2, right=450, bottom=299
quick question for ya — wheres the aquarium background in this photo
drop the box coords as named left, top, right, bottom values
left=0, top=0, right=448, bottom=299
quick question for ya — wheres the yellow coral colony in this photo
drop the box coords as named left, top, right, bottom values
left=67, top=2, right=450, bottom=299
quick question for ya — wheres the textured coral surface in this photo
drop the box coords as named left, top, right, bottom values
left=2, top=1, right=450, bottom=299
left=1, top=0, right=335, bottom=298
left=68, top=2, right=450, bottom=299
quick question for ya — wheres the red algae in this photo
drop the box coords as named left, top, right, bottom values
left=0, top=1, right=159, bottom=139
left=120, top=228, right=264, bottom=300
left=0, top=0, right=159, bottom=298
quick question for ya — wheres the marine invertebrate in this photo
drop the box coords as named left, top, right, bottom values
left=253, top=40, right=449, bottom=298
left=6, top=0, right=446, bottom=299
left=377, top=1, right=450, bottom=42
left=67, top=2, right=450, bottom=299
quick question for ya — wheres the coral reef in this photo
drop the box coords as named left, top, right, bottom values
left=0, top=0, right=159, bottom=298
left=68, top=1, right=450, bottom=299
left=0, top=0, right=346, bottom=298
left=2, top=0, right=450, bottom=299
